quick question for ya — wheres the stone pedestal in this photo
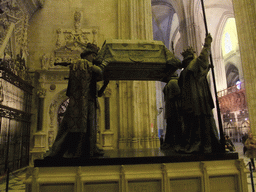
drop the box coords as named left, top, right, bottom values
left=29, top=131, right=46, bottom=165
left=102, top=130, right=114, bottom=150
left=25, top=153, right=248, bottom=192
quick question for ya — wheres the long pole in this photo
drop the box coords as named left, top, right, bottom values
left=249, top=162, right=255, bottom=192
left=200, top=0, right=225, bottom=152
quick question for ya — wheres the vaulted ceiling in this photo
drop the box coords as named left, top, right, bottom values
left=151, top=0, right=241, bottom=89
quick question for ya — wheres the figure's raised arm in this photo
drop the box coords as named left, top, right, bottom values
left=198, top=33, right=212, bottom=69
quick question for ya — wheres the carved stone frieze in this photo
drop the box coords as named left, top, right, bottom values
left=53, top=28, right=98, bottom=65
left=38, top=11, right=99, bottom=70
left=16, top=0, right=43, bottom=17
left=0, top=0, right=31, bottom=59
left=38, top=69, right=69, bottom=83
left=0, top=15, right=10, bottom=44
left=18, top=15, right=29, bottom=57
left=0, top=0, right=21, bottom=18
left=52, top=11, right=99, bottom=66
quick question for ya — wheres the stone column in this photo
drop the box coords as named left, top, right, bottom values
left=36, top=88, right=46, bottom=131
left=30, top=88, right=47, bottom=164
left=232, top=0, right=256, bottom=134
left=117, top=0, right=158, bottom=149
left=102, top=88, right=114, bottom=150
left=181, top=1, right=202, bottom=54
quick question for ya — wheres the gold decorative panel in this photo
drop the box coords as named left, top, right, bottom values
left=84, top=182, right=119, bottom=192
left=40, top=184, right=74, bottom=192
left=128, top=180, right=161, bottom=192
left=169, top=178, right=201, bottom=192
left=210, top=175, right=238, bottom=192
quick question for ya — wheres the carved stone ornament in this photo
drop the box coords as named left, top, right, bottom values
left=47, top=11, right=99, bottom=68
left=37, top=87, right=47, bottom=98
left=49, top=102, right=57, bottom=126
left=19, top=15, right=29, bottom=57
left=74, top=11, right=81, bottom=32
left=0, top=0, right=32, bottom=61
left=0, top=16, right=9, bottom=44
left=48, top=130, right=54, bottom=146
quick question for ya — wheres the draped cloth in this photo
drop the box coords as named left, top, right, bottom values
left=47, top=59, right=101, bottom=158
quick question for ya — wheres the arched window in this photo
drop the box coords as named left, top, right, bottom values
left=224, top=32, right=232, bottom=54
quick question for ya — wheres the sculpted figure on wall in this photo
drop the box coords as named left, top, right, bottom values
left=41, top=53, right=48, bottom=70
left=74, top=11, right=81, bottom=32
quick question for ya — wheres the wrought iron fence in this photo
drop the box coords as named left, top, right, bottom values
left=0, top=61, right=33, bottom=176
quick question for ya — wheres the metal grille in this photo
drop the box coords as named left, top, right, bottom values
left=0, top=69, right=32, bottom=176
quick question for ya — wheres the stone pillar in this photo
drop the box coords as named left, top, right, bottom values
left=30, top=88, right=47, bottom=164
left=36, top=88, right=46, bottom=131
left=232, top=0, right=256, bottom=134
left=102, top=88, right=115, bottom=150
left=117, top=0, right=157, bottom=149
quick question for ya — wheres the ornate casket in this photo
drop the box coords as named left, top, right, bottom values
left=95, top=39, right=181, bottom=81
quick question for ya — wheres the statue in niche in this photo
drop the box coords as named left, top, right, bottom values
left=178, top=33, right=222, bottom=154
left=15, top=54, right=26, bottom=79
left=56, top=28, right=62, bottom=48
left=49, top=102, right=57, bottom=126
left=41, top=53, right=48, bottom=70
left=49, top=54, right=55, bottom=68
left=161, top=72, right=183, bottom=151
left=45, top=43, right=109, bottom=158
left=74, top=11, right=81, bottom=32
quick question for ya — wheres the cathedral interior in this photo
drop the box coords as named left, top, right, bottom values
left=0, top=0, right=256, bottom=191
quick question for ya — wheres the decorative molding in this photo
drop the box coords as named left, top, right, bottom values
left=53, top=27, right=98, bottom=65
left=39, top=12, right=99, bottom=70
left=37, top=87, right=46, bottom=98
left=0, top=0, right=32, bottom=59
left=16, top=0, right=42, bottom=17
left=50, top=11, right=98, bottom=68
left=38, top=69, right=69, bottom=83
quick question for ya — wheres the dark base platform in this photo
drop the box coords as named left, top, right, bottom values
left=34, top=148, right=239, bottom=167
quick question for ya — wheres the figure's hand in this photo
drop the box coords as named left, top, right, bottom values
left=205, top=33, right=212, bottom=46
